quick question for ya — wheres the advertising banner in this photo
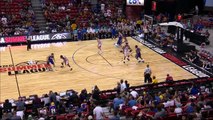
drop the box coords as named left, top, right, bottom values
left=30, top=33, right=71, bottom=41
left=4, top=36, right=27, bottom=43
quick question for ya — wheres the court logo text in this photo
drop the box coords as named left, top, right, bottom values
left=0, top=60, right=52, bottom=76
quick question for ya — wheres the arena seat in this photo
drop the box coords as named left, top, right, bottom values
left=66, top=113, right=75, bottom=120
left=56, top=114, right=66, bottom=120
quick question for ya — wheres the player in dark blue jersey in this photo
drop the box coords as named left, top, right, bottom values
left=115, top=32, right=123, bottom=47
left=111, top=27, right=116, bottom=39
left=135, top=45, right=144, bottom=63
left=47, top=53, right=55, bottom=67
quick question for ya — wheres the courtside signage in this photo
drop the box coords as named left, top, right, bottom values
left=133, top=36, right=210, bottom=78
left=30, top=33, right=71, bottom=41
left=0, top=60, right=52, bottom=76
left=4, top=36, right=27, bottom=43
left=0, top=37, right=5, bottom=43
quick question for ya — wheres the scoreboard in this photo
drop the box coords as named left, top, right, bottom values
left=126, top=0, right=144, bottom=6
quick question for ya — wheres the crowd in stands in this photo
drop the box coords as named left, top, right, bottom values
left=41, top=0, right=127, bottom=35
left=137, top=13, right=213, bottom=73
left=0, top=0, right=37, bottom=37
left=0, top=77, right=212, bottom=120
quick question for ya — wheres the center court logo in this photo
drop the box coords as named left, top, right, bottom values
left=0, top=60, right=52, bottom=76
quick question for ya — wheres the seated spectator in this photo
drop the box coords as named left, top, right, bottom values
left=185, top=102, right=196, bottom=114
left=3, top=99, right=12, bottom=113
left=163, top=96, right=175, bottom=107
left=49, top=102, right=56, bottom=115
left=10, top=111, right=21, bottom=120
left=165, top=74, right=174, bottom=83
left=113, top=95, right=124, bottom=111
left=109, top=111, right=120, bottom=120
left=152, top=76, right=158, bottom=84
left=42, top=94, right=50, bottom=106
left=148, top=104, right=167, bottom=119
left=128, top=96, right=137, bottom=107
left=204, top=30, right=210, bottom=39
left=32, top=95, right=42, bottom=115
left=0, top=106, right=2, bottom=119
left=92, top=85, right=100, bottom=101
left=190, top=84, right=200, bottom=95
left=130, top=89, right=138, bottom=99
left=174, top=104, right=182, bottom=115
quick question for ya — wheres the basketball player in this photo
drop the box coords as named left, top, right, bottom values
left=97, top=37, right=102, bottom=54
left=135, top=45, right=144, bottom=63
left=111, top=26, right=116, bottom=40
left=123, top=42, right=131, bottom=63
left=123, top=35, right=128, bottom=44
left=60, top=55, right=73, bottom=71
left=47, top=53, right=55, bottom=67
left=115, top=32, right=123, bottom=47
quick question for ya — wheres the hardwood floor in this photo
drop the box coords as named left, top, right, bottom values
left=0, top=37, right=196, bottom=101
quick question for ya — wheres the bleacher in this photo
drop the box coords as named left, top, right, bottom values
left=0, top=77, right=212, bottom=120
left=0, top=0, right=36, bottom=36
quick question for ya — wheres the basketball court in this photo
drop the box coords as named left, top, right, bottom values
left=0, top=37, right=196, bottom=101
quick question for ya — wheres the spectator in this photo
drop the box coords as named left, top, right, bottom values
left=0, top=106, right=2, bottom=119
left=150, top=104, right=167, bottom=119
left=15, top=97, right=25, bottom=119
left=3, top=99, right=12, bottom=113
left=10, top=111, right=21, bottom=120
left=174, top=104, right=182, bottom=115
left=190, top=84, right=200, bottom=95
left=113, top=95, right=124, bottom=111
left=32, top=95, right=42, bottom=116
left=109, top=111, right=120, bottom=120
left=92, top=85, right=100, bottom=101
left=128, top=96, right=137, bottom=107
left=49, top=91, right=57, bottom=105
left=49, top=102, right=56, bottom=115
left=152, top=76, right=158, bottom=84
left=16, top=97, right=25, bottom=111
left=79, top=89, right=88, bottom=102
left=130, top=89, right=138, bottom=99
left=165, top=74, right=173, bottom=83
left=120, top=79, right=126, bottom=92
left=93, top=102, right=105, bottom=120
left=42, top=94, right=50, bottom=106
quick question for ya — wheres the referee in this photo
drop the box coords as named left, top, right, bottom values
left=27, top=36, right=31, bottom=51
left=144, top=64, right=152, bottom=83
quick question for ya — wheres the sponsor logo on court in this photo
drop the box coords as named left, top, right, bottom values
left=134, top=36, right=166, bottom=54
left=0, top=60, right=52, bottom=76
left=182, top=65, right=209, bottom=77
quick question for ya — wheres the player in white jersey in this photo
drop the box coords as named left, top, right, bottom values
left=97, top=37, right=102, bottom=54
left=60, top=55, right=72, bottom=71
left=123, top=42, right=131, bottom=63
